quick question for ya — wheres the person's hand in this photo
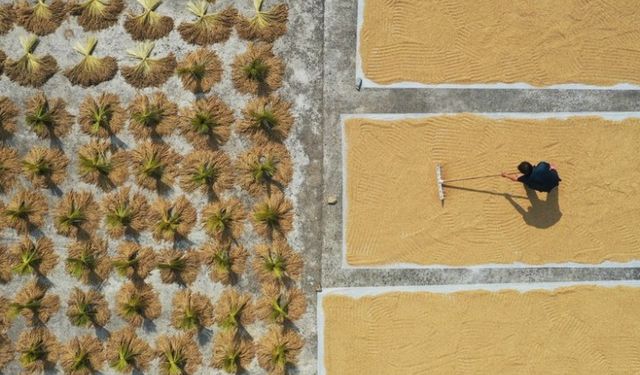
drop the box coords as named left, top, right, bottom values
left=501, top=171, right=508, bottom=178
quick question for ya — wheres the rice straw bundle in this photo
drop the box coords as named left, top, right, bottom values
left=112, top=242, right=156, bottom=280
left=59, top=335, right=105, bottom=375
left=252, top=240, right=303, bottom=288
left=178, top=96, right=234, bottom=149
left=66, top=288, right=111, bottom=327
left=213, top=288, right=255, bottom=332
left=53, top=190, right=100, bottom=238
left=78, top=92, right=126, bottom=137
left=65, top=37, right=118, bottom=87
left=22, top=146, right=69, bottom=188
left=101, top=187, right=149, bottom=238
left=65, top=239, right=112, bottom=284
left=70, top=0, right=124, bottom=31
left=122, top=41, right=177, bottom=88
left=251, top=191, right=293, bottom=239
left=232, top=42, right=284, bottom=95
left=178, top=0, right=237, bottom=45
left=148, top=195, right=196, bottom=242
left=9, top=279, right=60, bottom=325
left=256, top=327, right=303, bottom=375
left=155, top=334, right=202, bottom=375
left=0, top=4, right=14, bottom=34
left=201, top=241, right=248, bottom=285
left=15, top=328, right=60, bottom=374
left=0, top=97, right=19, bottom=139
left=115, top=282, right=161, bottom=327
left=77, top=139, right=128, bottom=190
left=128, top=92, right=178, bottom=139
left=5, top=35, right=58, bottom=87
left=236, top=0, right=288, bottom=42
left=156, top=248, right=200, bottom=285
left=201, top=198, right=246, bottom=241
left=10, top=236, right=57, bottom=277
left=16, top=0, right=67, bottom=36
left=130, top=140, right=181, bottom=191
left=0, top=334, right=12, bottom=370
left=171, top=289, right=214, bottom=332
left=176, top=48, right=223, bottom=93
left=105, top=329, right=153, bottom=373
left=179, top=150, right=233, bottom=196
left=256, top=283, right=306, bottom=325
left=0, top=147, right=20, bottom=192
left=238, top=96, right=293, bottom=145
left=237, top=144, right=292, bottom=196
left=24, top=91, right=73, bottom=139
left=124, top=0, right=174, bottom=41
left=211, top=330, right=254, bottom=374
left=2, top=190, right=48, bottom=234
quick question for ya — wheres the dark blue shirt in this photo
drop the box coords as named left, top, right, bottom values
left=517, top=162, right=561, bottom=192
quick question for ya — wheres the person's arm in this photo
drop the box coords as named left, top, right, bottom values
left=502, top=172, right=522, bottom=182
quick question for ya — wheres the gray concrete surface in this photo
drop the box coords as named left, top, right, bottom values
left=0, top=0, right=323, bottom=373
left=321, top=0, right=640, bottom=288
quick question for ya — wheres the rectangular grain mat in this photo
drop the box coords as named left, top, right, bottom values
left=357, top=0, right=640, bottom=89
left=319, top=283, right=640, bottom=375
left=343, top=114, right=640, bottom=267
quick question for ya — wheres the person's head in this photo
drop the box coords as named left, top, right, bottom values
left=518, top=161, right=533, bottom=176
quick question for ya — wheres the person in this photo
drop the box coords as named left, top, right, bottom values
left=502, top=161, right=561, bottom=192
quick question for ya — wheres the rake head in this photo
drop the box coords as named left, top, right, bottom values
left=436, top=163, right=445, bottom=203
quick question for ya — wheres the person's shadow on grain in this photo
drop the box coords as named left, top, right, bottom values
left=504, top=187, right=562, bottom=228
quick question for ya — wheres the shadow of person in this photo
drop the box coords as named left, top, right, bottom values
left=504, top=187, right=562, bottom=228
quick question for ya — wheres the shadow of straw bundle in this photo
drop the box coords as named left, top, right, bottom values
left=16, top=0, right=67, bottom=36
left=122, top=42, right=176, bottom=89
left=70, top=0, right=124, bottom=31
left=237, top=0, right=288, bottom=42
left=65, top=37, right=118, bottom=87
left=5, top=36, right=58, bottom=88
left=179, top=0, right=237, bottom=45
left=124, top=0, right=174, bottom=41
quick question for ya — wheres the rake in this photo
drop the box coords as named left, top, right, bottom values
left=435, top=164, right=516, bottom=203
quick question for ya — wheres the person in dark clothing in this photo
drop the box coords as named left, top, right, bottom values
left=502, top=161, right=561, bottom=192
